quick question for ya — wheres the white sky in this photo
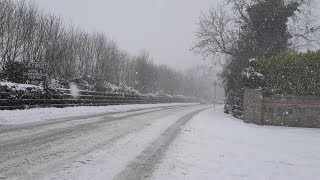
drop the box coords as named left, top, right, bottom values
left=25, top=0, right=219, bottom=70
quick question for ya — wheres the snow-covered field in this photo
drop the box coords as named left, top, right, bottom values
left=0, top=103, right=196, bottom=125
left=152, top=106, right=320, bottom=180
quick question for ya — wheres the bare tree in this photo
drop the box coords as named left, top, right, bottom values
left=191, top=3, right=239, bottom=65
left=288, top=0, right=320, bottom=50
left=0, top=0, right=214, bottom=99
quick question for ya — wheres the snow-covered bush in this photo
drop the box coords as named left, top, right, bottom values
left=242, top=58, right=265, bottom=89
left=113, top=83, right=141, bottom=95
left=0, top=80, right=44, bottom=100
left=71, top=75, right=96, bottom=91
left=92, top=81, right=141, bottom=95
left=48, top=78, right=69, bottom=89
left=0, top=80, right=44, bottom=93
left=47, top=76, right=180, bottom=97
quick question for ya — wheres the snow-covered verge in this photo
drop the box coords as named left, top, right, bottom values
left=0, top=103, right=196, bottom=125
left=0, top=79, right=188, bottom=100
left=152, top=106, right=320, bottom=180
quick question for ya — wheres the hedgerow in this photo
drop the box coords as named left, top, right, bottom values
left=243, top=51, right=320, bottom=96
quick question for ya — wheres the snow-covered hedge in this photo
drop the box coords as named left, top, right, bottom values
left=244, top=52, right=320, bottom=96
left=0, top=79, right=193, bottom=110
left=47, top=76, right=142, bottom=96
left=0, top=80, right=45, bottom=100
left=1, top=78, right=187, bottom=100
left=0, top=80, right=43, bottom=93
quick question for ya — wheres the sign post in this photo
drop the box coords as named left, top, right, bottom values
left=23, top=62, right=47, bottom=86
left=213, top=81, right=217, bottom=109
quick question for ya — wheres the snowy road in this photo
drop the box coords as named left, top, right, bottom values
left=0, top=104, right=210, bottom=180
left=2, top=104, right=319, bottom=180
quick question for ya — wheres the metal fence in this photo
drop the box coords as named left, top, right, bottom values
left=0, top=89, right=196, bottom=110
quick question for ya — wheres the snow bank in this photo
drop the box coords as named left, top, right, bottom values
left=0, top=103, right=196, bottom=125
left=152, top=106, right=320, bottom=180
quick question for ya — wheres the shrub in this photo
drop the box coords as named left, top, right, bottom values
left=1, top=61, right=25, bottom=83
left=242, top=58, right=265, bottom=89
left=247, top=51, right=320, bottom=96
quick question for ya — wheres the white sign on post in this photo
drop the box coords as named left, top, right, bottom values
left=23, top=62, right=47, bottom=86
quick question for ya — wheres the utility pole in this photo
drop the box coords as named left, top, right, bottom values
left=213, top=81, right=217, bottom=109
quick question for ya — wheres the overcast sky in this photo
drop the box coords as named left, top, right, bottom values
left=24, top=0, right=218, bottom=70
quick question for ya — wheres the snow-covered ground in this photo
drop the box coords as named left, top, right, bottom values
left=2, top=104, right=320, bottom=180
left=0, top=103, right=196, bottom=125
left=152, top=106, right=320, bottom=180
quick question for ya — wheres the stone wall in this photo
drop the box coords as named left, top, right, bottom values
left=243, top=89, right=320, bottom=128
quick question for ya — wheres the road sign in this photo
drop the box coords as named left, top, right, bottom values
left=213, top=81, right=217, bottom=86
left=213, top=81, right=217, bottom=109
left=23, top=62, right=47, bottom=86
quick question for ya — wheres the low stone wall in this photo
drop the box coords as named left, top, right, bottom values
left=243, top=89, right=320, bottom=128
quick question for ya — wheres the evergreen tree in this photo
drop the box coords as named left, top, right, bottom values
left=247, top=0, right=299, bottom=58
left=224, top=0, right=300, bottom=116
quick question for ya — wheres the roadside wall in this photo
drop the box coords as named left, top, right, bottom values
left=243, top=89, right=320, bottom=128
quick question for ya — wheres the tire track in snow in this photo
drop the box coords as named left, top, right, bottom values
left=113, top=106, right=211, bottom=180
left=0, top=104, right=197, bottom=135
left=0, top=105, right=201, bottom=179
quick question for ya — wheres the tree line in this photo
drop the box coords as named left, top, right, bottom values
left=0, top=0, right=214, bottom=99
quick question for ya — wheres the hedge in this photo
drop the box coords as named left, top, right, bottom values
left=245, top=51, right=320, bottom=96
